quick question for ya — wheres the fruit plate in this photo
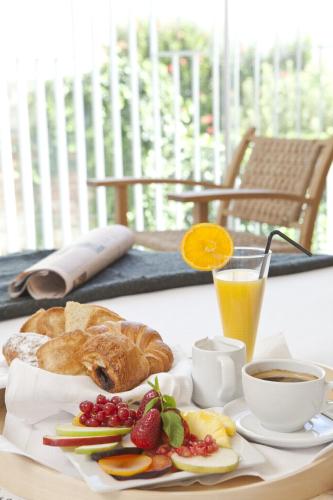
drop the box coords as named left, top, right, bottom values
left=65, top=433, right=265, bottom=493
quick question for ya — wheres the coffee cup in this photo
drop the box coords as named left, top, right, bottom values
left=242, top=358, right=333, bottom=432
left=192, top=337, right=246, bottom=408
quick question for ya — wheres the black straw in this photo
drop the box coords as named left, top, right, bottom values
left=259, top=230, right=312, bottom=279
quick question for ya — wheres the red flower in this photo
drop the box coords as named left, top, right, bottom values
left=201, top=114, right=213, bottom=125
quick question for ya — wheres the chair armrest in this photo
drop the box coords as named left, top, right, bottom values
left=87, top=177, right=222, bottom=226
left=168, top=188, right=311, bottom=224
left=87, top=177, right=221, bottom=189
left=168, top=188, right=309, bottom=203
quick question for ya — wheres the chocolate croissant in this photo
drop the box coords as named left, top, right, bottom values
left=87, top=320, right=174, bottom=374
left=80, top=333, right=150, bottom=392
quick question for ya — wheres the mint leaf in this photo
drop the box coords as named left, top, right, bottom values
left=162, top=395, right=176, bottom=408
left=148, top=380, right=156, bottom=391
left=161, top=411, right=184, bottom=448
left=143, top=396, right=160, bottom=415
left=154, top=376, right=161, bottom=393
left=147, top=376, right=161, bottom=393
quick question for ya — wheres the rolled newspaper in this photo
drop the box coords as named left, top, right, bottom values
left=9, top=225, right=135, bottom=299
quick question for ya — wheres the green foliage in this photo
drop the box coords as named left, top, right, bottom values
left=31, top=23, right=332, bottom=249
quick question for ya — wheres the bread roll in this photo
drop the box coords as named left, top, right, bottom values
left=64, top=301, right=123, bottom=332
left=3, top=332, right=50, bottom=366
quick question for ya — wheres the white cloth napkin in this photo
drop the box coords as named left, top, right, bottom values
left=5, top=346, right=192, bottom=425
left=2, top=333, right=333, bottom=491
left=2, top=346, right=192, bottom=476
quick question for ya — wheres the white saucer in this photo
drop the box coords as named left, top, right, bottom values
left=223, top=398, right=333, bottom=449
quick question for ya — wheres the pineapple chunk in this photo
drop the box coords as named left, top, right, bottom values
left=182, top=410, right=236, bottom=448
left=214, top=413, right=236, bottom=437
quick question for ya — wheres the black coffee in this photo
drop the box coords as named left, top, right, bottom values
left=253, top=369, right=318, bottom=383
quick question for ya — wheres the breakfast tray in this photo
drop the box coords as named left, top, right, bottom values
left=0, top=367, right=333, bottom=500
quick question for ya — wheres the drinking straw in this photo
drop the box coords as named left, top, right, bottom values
left=258, top=229, right=312, bottom=279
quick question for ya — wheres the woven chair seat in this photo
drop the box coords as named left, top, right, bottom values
left=135, top=229, right=296, bottom=253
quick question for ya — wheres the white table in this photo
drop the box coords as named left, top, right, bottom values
left=0, top=267, right=333, bottom=499
left=1, top=267, right=333, bottom=365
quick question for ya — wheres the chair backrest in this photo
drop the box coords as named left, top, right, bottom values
left=217, top=128, right=333, bottom=249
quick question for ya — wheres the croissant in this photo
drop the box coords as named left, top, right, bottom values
left=80, top=333, right=150, bottom=392
left=86, top=320, right=174, bottom=374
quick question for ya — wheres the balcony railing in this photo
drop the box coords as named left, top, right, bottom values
left=0, top=0, right=333, bottom=254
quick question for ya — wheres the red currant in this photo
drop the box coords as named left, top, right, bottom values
left=107, top=415, right=121, bottom=427
left=96, top=394, right=107, bottom=405
left=123, top=417, right=134, bottom=427
left=96, top=411, right=106, bottom=422
left=111, top=396, right=122, bottom=405
left=104, top=403, right=117, bottom=416
left=117, top=403, right=128, bottom=410
left=117, top=407, right=130, bottom=421
left=79, top=401, right=93, bottom=415
left=92, top=404, right=102, bottom=413
left=129, top=409, right=137, bottom=420
left=86, top=418, right=100, bottom=427
left=79, top=414, right=88, bottom=425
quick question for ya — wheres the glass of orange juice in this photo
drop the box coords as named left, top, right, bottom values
left=212, top=247, right=271, bottom=361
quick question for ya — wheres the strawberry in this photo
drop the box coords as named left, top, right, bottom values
left=136, top=389, right=161, bottom=420
left=131, top=408, right=162, bottom=449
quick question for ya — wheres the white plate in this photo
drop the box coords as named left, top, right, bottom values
left=65, top=433, right=265, bottom=493
left=224, top=398, right=333, bottom=449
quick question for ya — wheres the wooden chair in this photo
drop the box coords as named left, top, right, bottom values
left=88, top=128, right=333, bottom=252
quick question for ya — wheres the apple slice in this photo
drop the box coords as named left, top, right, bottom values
left=171, top=448, right=239, bottom=474
left=43, top=434, right=121, bottom=447
left=99, top=454, right=152, bottom=477
left=75, top=442, right=119, bottom=455
left=56, top=423, right=131, bottom=437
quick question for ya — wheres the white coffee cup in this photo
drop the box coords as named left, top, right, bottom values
left=242, top=358, right=333, bottom=432
left=192, top=337, right=246, bottom=408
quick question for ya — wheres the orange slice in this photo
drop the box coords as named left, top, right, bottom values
left=181, top=223, right=233, bottom=271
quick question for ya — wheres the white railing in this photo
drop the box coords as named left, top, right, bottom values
left=0, top=0, right=333, bottom=254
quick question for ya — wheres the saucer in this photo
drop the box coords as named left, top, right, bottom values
left=223, top=398, right=333, bottom=449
